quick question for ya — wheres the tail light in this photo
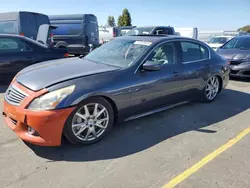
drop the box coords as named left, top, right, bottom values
left=113, top=28, right=116, bottom=37
left=64, top=53, right=69, bottom=57
left=19, top=32, right=24, bottom=36
left=50, top=33, right=54, bottom=42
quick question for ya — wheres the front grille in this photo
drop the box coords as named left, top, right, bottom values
left=243, top=71, right=250, bottom=75
left=230, top=70, right=239, bottom=74
left=5, top=85, right=28, bottom=106
left=230, top=60, right=242, bottom=65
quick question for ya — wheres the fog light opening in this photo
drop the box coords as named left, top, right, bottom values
left=27, top=126, right=38, bottom=136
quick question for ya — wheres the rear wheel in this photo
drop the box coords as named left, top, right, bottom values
left=202, top=76, right=220, bottom=102
left=63, top=97, right=114, bottom=145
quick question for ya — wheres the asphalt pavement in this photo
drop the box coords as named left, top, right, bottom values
left=0, top=79, right=250, bottom=188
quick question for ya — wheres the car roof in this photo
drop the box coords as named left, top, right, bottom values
left=212, top=35, right=234, bottom=38
left=234, top=35, right=250, bottom=39
left=120, top=35, right=200, bottom=43
left=134, top=26, right=174, bottom=29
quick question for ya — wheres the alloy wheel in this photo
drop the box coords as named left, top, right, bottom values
left=205, top=76, right=219, bottom=101
left=71, top=103, right=109, bottom=141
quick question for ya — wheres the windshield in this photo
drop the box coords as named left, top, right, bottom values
left=0, top=21, right=18, bottom=34
left=125, top=27, right=154, bottom=36
left=84, top=38, right=152, bottom=67
left=208, top=37, right=229, bottom=44
left=221, top=37, right=250, bottom=50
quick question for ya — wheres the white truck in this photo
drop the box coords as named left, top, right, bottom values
left=174, top=27, right=198, bottom=39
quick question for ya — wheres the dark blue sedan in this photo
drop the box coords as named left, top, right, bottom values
left=3, top=35, right=229, bottom=146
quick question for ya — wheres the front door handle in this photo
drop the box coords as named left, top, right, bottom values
left=129, top=88, right=139, bottom=92
left=26, top=57, right=33, bottom=59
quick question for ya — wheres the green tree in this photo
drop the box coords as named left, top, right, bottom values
left=107, top=16, right=116, bottom=27
left=117, top=8, right=132, bottom=26
left=238, top=25, right=250, bottom=33
left=117, top=15, right=123, bottom=27
left=121, top=8, right=132, bottom=26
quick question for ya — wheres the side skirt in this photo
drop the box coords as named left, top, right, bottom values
left=124, top=101, right=190, bottom=122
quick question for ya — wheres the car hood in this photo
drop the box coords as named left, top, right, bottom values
left=16, top=57, right=120, bottom=91
left=217, top=48, right=250, bottom=60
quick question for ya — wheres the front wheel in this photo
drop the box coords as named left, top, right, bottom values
left=202, top=76, right=220, bottom=102
left=63, top=97, right=114, bottom=145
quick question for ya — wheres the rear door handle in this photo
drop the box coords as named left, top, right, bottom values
left=26, top=57, right=33, bottom=59
left=172, top=71, right=179, bottom=76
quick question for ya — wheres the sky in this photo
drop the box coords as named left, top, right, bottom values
left=1, top=0, right=250, bottom=31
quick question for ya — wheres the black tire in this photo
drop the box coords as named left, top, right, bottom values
left=202, top=76, right=220, bottom=103
left=58, top=46, right=67, bottom=49
left=63, top=97, right=114, bottom=145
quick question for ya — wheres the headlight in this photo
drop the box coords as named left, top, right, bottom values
left=28, top=85, right=75, bottom=111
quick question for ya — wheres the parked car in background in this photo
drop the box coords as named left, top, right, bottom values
left=0, top=34, right=69, bottom=83
left=125, top=26, right=175, bottom=36
left=98, top=26, right=119, bottom=44
left=98, top=26, right=136, bottom=45
left=217, top=35, right=250, bottom=78
left=0, top=11, right=50, bottom=40
left=2, top=35, right=229, bottom=146
left=49, top=14, right=99, bottom=56
left=175, top=27, right=198, bottom=39
left=207, top=35, right=233, bottom=51
left=118, top=26, right=136, bottom=36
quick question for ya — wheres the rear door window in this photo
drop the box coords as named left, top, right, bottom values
left=0, top=38, right=32, bottom=53
left=52, top=23, right=82, bottom=35
left=0, top=21, right=18, bottom=34
left=180, top=41, right=209, bottom=63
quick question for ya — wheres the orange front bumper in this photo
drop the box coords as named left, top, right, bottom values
left=3, top=82, right=75, bottom=146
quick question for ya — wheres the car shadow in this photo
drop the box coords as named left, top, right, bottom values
left=230, top=77, right=250, bottom=83
left=26, top=88, right=250, bottom=162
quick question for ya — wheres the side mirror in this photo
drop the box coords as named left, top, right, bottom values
left=142, top=61, right=162, bottom=71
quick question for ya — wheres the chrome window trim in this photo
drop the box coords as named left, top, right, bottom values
left=134, top=38, right=211, bottom=73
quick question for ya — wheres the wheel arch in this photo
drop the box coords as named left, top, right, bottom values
left=72, top=94, right=119, bottom=122
left=55, top=41, right=68, bottom=48
left=214, top=74, right=223, bottom=93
